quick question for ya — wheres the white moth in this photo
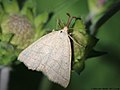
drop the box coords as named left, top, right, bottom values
left=18, top=26, right=71, bottom=88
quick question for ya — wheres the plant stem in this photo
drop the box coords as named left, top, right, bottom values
left=86, top=1, right=120, bottom=36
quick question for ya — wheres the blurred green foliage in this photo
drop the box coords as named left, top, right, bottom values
left=0, top=0, right=49, bottom=65
left=87, top=0, right=119, bottom=23
left=0, top=0, right=120, bottom=90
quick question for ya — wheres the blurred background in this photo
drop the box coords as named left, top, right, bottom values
left=0, top=0, right=120, bottom=90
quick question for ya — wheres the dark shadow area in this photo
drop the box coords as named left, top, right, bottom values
left=9, top=63, right=43, bottom=90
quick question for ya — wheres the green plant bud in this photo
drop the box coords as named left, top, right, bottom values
left=73, top=18, right=86, bottom=34
left=72, top=60, right=85, bottom=75
left=72, top=19, right=88, bottom=59
left=71, top=19, right=88, bottom=74
left=1, top=14, right=35, bottom=49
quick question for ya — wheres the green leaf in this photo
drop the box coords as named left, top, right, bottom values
left=33, top=12, right=49, bottom=40
left=84, top=35, right=98, bottom=58
left=33, top=28, right=46, bottom=41
left=0, top=33, right=13, bottom=42
left=1, top=0, right=19, bottom=14
left=56, top=18, right=65, bottom=29
left=0, top=41, right=16, bottom=65
left=0, top=42, right=14, bottom=54
left=1, top=15, right=10, bottom=34
left=86, top=35, right=98, bottom=49
left=0, top=54, right=16, bottom=65
left=0, top=5, right=5, bottom=24
left=34, top=12, right=48, bottom=28
left=20, top=0, right=36, bottom=22
left=86, top=49, right=107, bottom=59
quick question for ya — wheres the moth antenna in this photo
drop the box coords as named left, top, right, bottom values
left=66, top=13, right=76, bottom=28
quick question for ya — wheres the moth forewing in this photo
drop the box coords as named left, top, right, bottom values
left=18, top=27, right=71, bottom=88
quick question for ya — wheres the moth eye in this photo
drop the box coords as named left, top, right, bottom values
left=60, top=31, right=63, bottom=33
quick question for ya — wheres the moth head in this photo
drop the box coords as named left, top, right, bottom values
left=60, top=13, right=76, bottom=34
left=58, top=13, right=76, bottom=37
left=59, top=27, right=67, bottom=34
left=58, top=27, right=69, bottom=39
